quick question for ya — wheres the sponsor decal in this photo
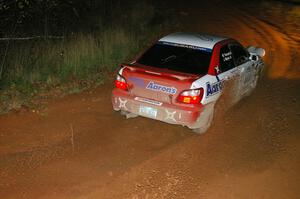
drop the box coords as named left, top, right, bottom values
left=158, top=41, right=212, bottom=52
left=146, top=81, right=177, bottom=94
left=221, top=51, right=232, bottom=62
left=118, top=98, right=128, bottom=110
left=165, top=109, right=177, bottom=122
left=134, top=97, right=163, bottom=106
left=206, top=81, right=223, bottom=97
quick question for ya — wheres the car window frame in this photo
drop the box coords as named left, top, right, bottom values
left=136, top=42, right=212, bottom=75
left=218, top=43, right=235, bottom=73
left=228, top=43, right=250, bottom=67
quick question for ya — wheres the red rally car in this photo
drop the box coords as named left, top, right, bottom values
left=111, top=32, right=265, bottom=133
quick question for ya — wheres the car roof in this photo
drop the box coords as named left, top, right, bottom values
left=159, top=32, right=228, bottom=50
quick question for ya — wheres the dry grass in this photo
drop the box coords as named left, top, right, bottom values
left=0, top=1, right=170, bottom=114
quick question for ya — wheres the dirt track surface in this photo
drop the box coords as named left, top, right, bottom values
left=1, top=1, right=299, bottom=198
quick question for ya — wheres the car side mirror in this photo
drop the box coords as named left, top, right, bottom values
left=247, top=46, right=266, bottom=57
left=256, top=48, right=265, bottom=57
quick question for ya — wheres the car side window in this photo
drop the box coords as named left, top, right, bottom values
left=230, top=44, right=249, bottom=66
left=219, top=45, right=235, bottom=73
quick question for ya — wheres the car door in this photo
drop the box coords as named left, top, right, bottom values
left=214, top=43, right=241, bottom=104
left=229, top=43, right=253, bottom=97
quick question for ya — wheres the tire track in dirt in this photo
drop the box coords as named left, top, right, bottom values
left=233, top=10, right=300, bottom=79
left=0, top=87, right=195, bottom=198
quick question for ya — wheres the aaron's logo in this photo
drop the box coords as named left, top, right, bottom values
left=206, top=81, right=223, bottom=97
left=146, top=82, right=177, bottom=94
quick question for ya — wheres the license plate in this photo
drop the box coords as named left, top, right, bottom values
left=139, top=105, right=157, bottom=118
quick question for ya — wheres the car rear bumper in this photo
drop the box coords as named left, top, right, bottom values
left=112, top=89, right=204, bottom=129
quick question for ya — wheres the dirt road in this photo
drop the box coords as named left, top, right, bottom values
left=1, top=1, right=299, bottom=198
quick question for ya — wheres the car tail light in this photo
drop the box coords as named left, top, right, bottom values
left=115, top=74, right=128, bottom=91
left=177, top=88, right=204, bottom=104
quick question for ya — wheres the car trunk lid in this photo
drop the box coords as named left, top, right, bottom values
left=121, top=64, right=201, bottom=104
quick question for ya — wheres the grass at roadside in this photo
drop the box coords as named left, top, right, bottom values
left=0, top=2, right=172, bottom=114
left=0, top=29, right=154, bottom=114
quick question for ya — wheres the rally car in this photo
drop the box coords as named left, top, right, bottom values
left=111, top=32, right=265, bottom=133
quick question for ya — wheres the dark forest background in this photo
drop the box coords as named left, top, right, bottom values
left=0, top=0, right=173, bottom=37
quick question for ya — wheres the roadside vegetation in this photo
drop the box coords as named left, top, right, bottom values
left=0, top=0, right=173, bottom=113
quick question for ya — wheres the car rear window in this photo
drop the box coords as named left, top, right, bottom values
left=137, top=42, right=212, bottom=75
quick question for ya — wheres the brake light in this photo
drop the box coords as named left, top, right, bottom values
left=115, top=74, right=128, bottom=91
left=178, top=88, right=204, bottom=104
